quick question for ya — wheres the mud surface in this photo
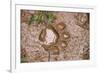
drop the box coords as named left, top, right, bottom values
left=21, top=10, right=89, bottom=63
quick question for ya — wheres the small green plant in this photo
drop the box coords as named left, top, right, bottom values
left=28, top=11, right=56, bottom=25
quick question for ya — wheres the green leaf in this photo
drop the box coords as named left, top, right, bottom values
left=28, top=11, right=56, bottom=25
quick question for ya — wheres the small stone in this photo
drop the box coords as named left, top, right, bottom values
left=62, top=32, right=70, bottom=39
left=63, top=34, right=69, bottom=39
left=61, top=41, right=67, bottom=48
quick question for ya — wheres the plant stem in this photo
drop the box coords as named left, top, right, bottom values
left=48, top=51, right=50, bottom=61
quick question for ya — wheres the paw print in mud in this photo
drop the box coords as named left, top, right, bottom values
left=21, top=10, right=89, bottom=63
left=39, top=22, right=70, bottom=61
